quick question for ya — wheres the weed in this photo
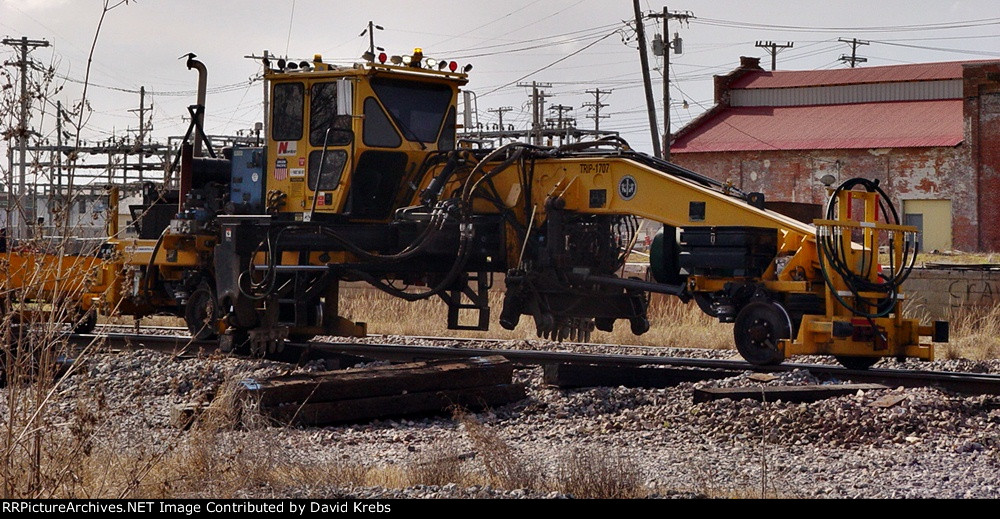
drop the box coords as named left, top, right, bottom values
left=454, top=409, right=541, bottom=490
left=405, top=441, right=468, bottom=487
left=551, top=448, right=645, bottom=498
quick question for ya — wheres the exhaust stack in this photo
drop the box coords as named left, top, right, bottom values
left=185, top=53, right=208, bottom=157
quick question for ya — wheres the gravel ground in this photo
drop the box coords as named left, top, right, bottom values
left=5, top=338, right=1000, bottom=499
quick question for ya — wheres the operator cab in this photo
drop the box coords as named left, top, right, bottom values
left=264, top=53, right=468, bottom=222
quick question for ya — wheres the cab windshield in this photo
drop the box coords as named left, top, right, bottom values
left=370, top=77, right=452, bottom=143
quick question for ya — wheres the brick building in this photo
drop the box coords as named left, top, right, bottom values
left=671, top=57, right=1000, bottom=252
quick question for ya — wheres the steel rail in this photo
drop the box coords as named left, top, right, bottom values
left=65, top=331, right=1000, bottom=395
left=304, top=340, right=1000, bottom=395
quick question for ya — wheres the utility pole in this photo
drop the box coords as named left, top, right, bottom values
left=488, top=106, right=512, bottom=146
left=548, top=104, right=573, bottom=129
left=56, top=100, right=63, bottom=198
left=128, top=86, right=153, bottom=183
left=648, top=6, right=694, bottom=161
left=2, top=36, right=50, bottom=240
left=517, top=81, right=552, bottom=145
left=838, top=37, right=869, bottom=68
left=245, top=50, right=271, bottom=141
left=360, top=21, right=384, bottom=57
left=548, top=104, right=574, bottom=146
left=631, top=0, right=660, bottom=158
left=755, top=40, right=793, bottom=71
left=583, top=88, right=611, bottom=132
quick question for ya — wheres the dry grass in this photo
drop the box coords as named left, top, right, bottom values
left=551, top=448, right=645, bottom=499
left=939, top=305, right=1000, bottom=361
left=915, top=250, right=1000, bottom=265
left=0, top=398, right=657, bottom=498
left=454, top=409, right=542, bottom=490
left=405, top=441, right=468, bottom=487
left=340, top=285, right=733, bottom=350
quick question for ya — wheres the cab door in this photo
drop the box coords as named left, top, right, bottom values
left=305, top=80, right=354, bottom=215
left=269, top=79, right=354, bottom=217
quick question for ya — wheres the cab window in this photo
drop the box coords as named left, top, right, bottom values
left=310, top=82, right=352, bottom=146
left=272, top=82, right=304, bottom=141
left=363, top=97, right=402, bottom=148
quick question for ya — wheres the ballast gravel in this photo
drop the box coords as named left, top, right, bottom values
left=4, top=339, right=1000, bottom=499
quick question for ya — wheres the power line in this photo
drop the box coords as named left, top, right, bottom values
left=284, top=0, right=296, bottom=56
left=52, top=71, right=258, bottom=96
left=481, top=31, right=617, bottom=97
left=694, top=16, right=1000, bottom=34
left=447, top=25, right=624, bottom=60
left=870, top=39, right=1000, bottom=57
left=429, top=0, right=546, bottom=48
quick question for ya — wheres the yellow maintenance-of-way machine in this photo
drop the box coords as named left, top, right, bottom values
left=0, top=51, right=947, bottom=367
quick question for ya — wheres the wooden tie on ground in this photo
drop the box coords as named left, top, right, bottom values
left=239, top=355, right=525, bottom=426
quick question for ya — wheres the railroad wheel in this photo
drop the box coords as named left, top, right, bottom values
left=734, top=301, right=791, bottom=366
left=835, top=356, right=880, bottom=370
left=693, top=293, right=722, bottom=318
left=595, top=317, right=614, bottom=333
left=287, top=331, right=316, bottom=343
left=219, top=328, right=249, bottom=354
left=185, top=283, right=219, bottom=340
left=72, top=307, right=98, bottom=334
left=629, top=316, right=650, bottom=336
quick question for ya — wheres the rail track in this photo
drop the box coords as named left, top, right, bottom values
left=60, top=325, right=1000, bottom=397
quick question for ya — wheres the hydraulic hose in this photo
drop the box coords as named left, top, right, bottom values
left=817, top=178, right=917, bottom=319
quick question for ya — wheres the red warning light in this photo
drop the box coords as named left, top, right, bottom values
left=378, top=52, right=387, bottom=64
left=448, top=61, right=457, bottom=72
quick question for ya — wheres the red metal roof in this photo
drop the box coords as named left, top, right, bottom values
left=730, top=60, right=994, bottom=89
left=671, top=99, right=963, bottom=153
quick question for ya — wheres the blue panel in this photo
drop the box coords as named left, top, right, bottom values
left=230, top=147, right=265, bottom=213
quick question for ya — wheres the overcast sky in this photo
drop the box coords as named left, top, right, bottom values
left=1, top=0, right=999, bottom=159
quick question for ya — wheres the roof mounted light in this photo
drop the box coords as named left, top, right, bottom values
left=448, top=61, right=457, bottom=72
left=378, top=52, right=387, bottom=64
left=362, top=51, right=375, bottom=62
left=463, top=64, right=473, bottom=73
